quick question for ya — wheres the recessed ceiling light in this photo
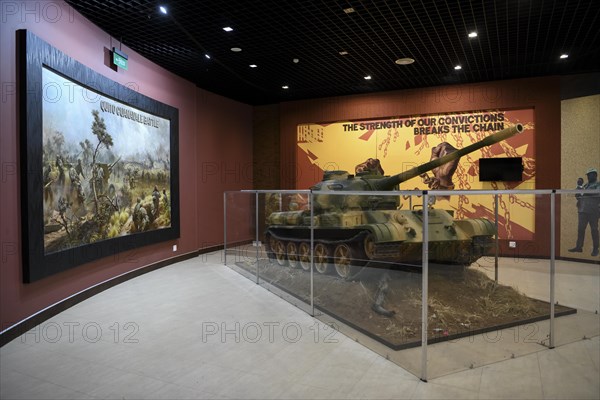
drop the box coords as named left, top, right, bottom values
left=560, top=54, right=569, bottom=59
left=468, top=32, right=477, bottom=38
left=159, top=5, right=167, bottom=14
left=454, top=65, right=462, bottom=70
left=339, top=51, right=349, bottom=55
left=205, top=54, right=210, bottom=59
left=282, top=85, right=289, bottom=89
left=230, top=47, right=242, bottom=52
left=293, top=58, right=299, bottom=64
left=343, top=7, right=355, bottom=14
left=364, top=75, right=372, bottom=80
left=395, top=57, right=415, bottom=65
left=223, top=27, right=233, bottom=32
left=249, top=64, right=257, bottom=68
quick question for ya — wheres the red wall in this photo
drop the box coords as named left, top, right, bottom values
left=278, top=78, right=561, bottom=256
left=0, top=2, right=252, bottom=330
left=196, top=90, right=254, bottom=248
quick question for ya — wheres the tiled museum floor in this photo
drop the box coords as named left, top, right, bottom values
left=1, top=252, right=599, bottom=399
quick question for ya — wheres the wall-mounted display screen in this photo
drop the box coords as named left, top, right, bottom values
left=479, top=157, right=524, bottom=182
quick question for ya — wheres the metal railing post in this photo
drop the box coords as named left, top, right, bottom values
left=421, top=191, right=429, bottom=382
left=310, top=191, right=315, bottom=317
left=495, top=193, right=499, bottom=283
left=224, top=192, right=227, bottom=266
left=256, top=191, right=260, bottom=284
left=549, top=190, right=556, bottom=348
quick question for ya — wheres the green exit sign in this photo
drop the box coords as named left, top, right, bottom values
left=112, top=48, right=128, bottom=70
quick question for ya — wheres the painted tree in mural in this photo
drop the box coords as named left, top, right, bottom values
left=79, top=139, right=93, bottom=167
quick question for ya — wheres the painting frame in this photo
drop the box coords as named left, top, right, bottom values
left=18, top=30, right=180, bottom=283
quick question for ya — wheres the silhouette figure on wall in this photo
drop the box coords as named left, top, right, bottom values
left=569, top=168, right=600, bottom=257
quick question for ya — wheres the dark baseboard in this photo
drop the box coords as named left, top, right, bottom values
left=0, top=248, right=214, bottom=347
left=491, top=252, right=600, bottom=266
left=557, top=256, right=600, bottom=265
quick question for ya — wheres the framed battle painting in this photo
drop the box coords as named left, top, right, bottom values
left=18, top=30, right=180, bottom=282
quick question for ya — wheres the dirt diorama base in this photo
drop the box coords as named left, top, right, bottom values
left=236, top=260, right=576, bottom=350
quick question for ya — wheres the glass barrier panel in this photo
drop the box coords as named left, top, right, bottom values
left=554, top=191, right=600, bottom=347
left=223, top=189, right=599, bottom=381
left=426, top=192, right=551, bottom=379
left=310, top=192, right=423, bottom=378
left=224, top=191, right=257, bottom=282
left=255, top=191, right=313, bottom=314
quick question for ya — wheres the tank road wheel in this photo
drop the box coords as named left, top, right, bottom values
left=363, top=234, right=376, bottom=261
left=334, top=244, right=355, bottom=279
left=265, top=234, right=276, bottom=260
left=313, top=243, right=330, bottom=274
left=287, top=242, right=299, bottom=268
left=299, top=242, right=311, bottom=271
left=274, top=240, right=287, bottom=266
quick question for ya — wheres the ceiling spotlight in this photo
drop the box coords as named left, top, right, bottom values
left=293, top=58, right=299, bottom=64
left=282, top=85, right=289, bottom=89
left=249, top=64, right=257, bottom=68
left=159, top=5, right=167, bottom=14
left=343, top=7, right=355, bottom=14
left=468, top=32, right=477, bottom=38
left=230, top=47, right=242, bottom=52
left=395, top=57, right=415, bottom=65
left=454, top=65, right=462, bottom=70
left=205, top=54, right=211, bottom=59
left=339, top=51, right=349, bottom=55
left=223, top=27, right=233, bottom=32
left=560, top=54, right=569, bottom=59
left=364, top=75, right=372, bottom=80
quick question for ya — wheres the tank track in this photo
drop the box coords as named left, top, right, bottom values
left=264, top=229, right=371, bottom=280
left=264, top=228, right=493, bottom=280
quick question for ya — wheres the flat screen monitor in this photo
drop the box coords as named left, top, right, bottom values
left=479, top=157, right=523, bottom=182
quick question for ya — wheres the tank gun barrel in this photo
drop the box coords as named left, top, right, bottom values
left=372, top=124, right=524, bottom=190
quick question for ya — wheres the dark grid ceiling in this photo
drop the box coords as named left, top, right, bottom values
left=66, top=0, right=600, bottom=105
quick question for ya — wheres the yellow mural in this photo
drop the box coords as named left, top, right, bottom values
left=296, top=109, right=536, bottom=240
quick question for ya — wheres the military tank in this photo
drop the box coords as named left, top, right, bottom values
left=264, top=124, right=524, bottom=279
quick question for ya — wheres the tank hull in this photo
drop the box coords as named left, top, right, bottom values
left=264, top=208, right=495, bottom=278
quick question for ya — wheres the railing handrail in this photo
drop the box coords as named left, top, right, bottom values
left=227, top=188, right=600, bottom=196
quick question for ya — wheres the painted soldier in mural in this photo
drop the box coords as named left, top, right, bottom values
left=43, top=163, right=56, bottom=224
left=68, top=166, right=79, bottom=196
left=56, top=155, right=65, bottom=187
left=75, top=158, right=86, bottom=180
left=162, top=189, right=169, bottom=209
left=68, top=165, right=85, bottom=208
left=43, top=164, right=53, bottom=203
left=133, top=198, right=143, bottom=230
left=569, top=167, right=600, bottom=257
left=152, top=185, right=161, bottom=219
left=96, top=165, right=105, bottom=194
left=138, top=205, right=149, bottom=231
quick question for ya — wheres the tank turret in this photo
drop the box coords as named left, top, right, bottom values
left=264, top=124, right=524, bottom=279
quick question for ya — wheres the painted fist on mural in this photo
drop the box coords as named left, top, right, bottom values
left=355, top=158, right=385, bottom=176
left=420, top=142, right=460, bottom=190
